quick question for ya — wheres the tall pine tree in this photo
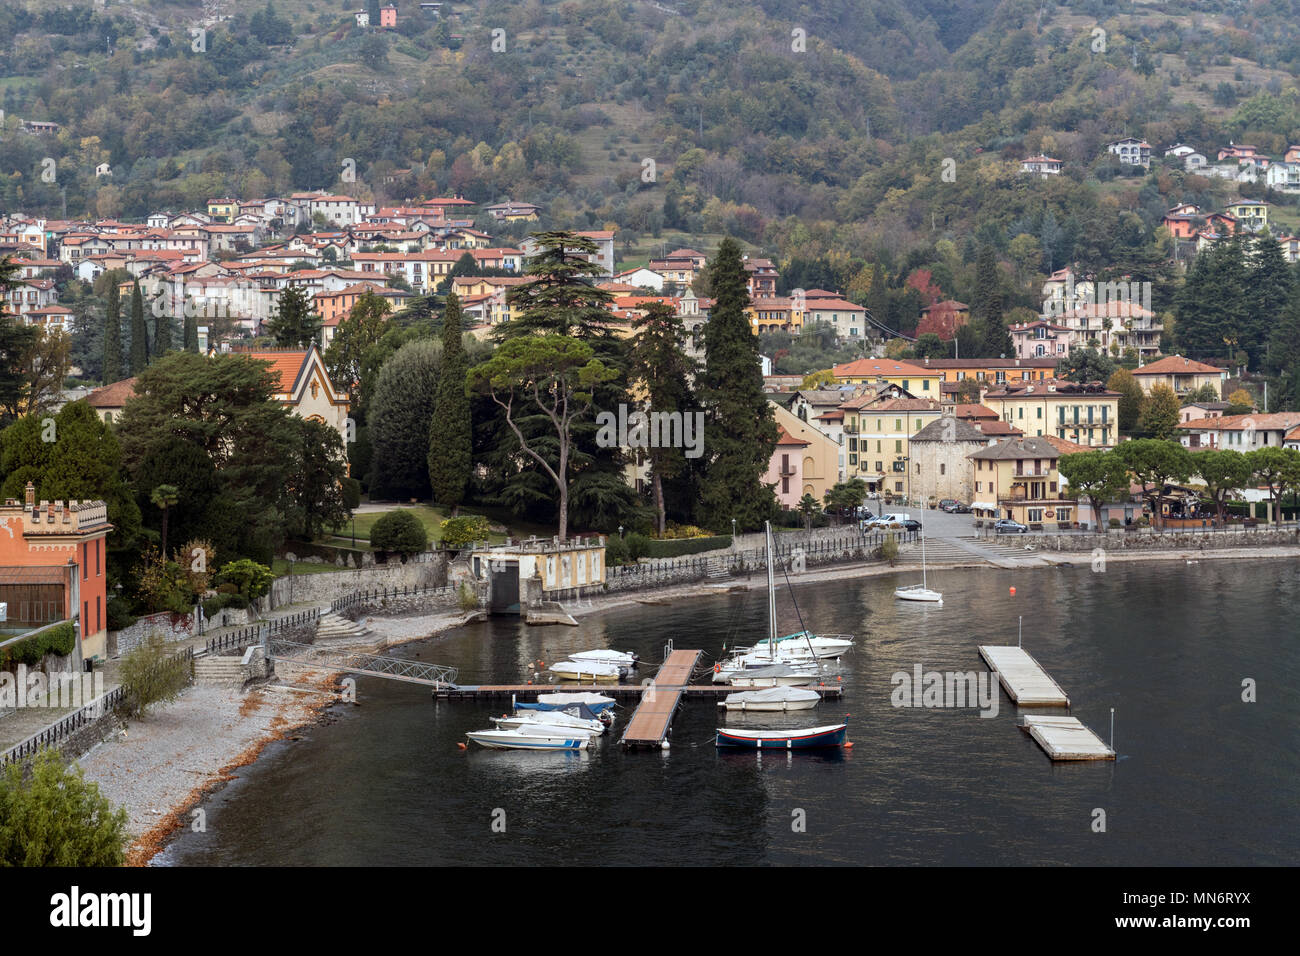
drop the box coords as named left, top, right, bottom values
left=103, top=282, right=123, bottom=384
left=1247, top=232, right=1293, bottom=370
left=489, top=231, right=640, bottom=531
left=698, top=237, right=778, bottom=532
left=628, top=302, right=698, bottom=535
left=971, top=243, right=1010, bottom=357
left=427, top=293, right=473, bottom=512
left=129, top=279, right=148, bottom=374
left=265, top=285, right=323, bottom=347
left=184, top=314, right=199, bottom=353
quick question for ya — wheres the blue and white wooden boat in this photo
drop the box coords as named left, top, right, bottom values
left=715, top=723, right=847, bottom=749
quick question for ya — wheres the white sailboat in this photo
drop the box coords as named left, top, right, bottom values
left=895, top=523, right=942, bottom=604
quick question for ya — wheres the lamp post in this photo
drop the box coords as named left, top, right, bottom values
left=618, top=525, right=624, bottom=539
left=731, top=518, right=736, bottom=539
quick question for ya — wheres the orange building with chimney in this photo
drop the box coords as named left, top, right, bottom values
left=0, top=483, right=112, bottom=661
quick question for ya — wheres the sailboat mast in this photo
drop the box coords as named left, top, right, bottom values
left=766, top=522, right=777, bottom=652
left=921, top=526, right=927, bottom=589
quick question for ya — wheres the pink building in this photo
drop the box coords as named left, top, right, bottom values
left=380, top=4, right=397, bottom=27
left=766, top=426, right=811, bottom=509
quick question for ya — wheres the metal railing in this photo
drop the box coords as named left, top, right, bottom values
left=0, top=645, right=194, bottom=769
left=267, top=639, right=458, bottom=687
left=205, top=608, right=320, bottom=655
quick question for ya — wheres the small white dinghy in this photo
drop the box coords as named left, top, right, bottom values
left=720, top=686, right=821, bottom=712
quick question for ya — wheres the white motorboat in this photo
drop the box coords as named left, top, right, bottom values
left=548, top=659, right=622, bottom=683
left=895, top=526, right=942, bottom=604
left=492, top=711, right=606, bottom=735
left=535, top=692, right=616, bottom=710
left=568, top=649, right=638, bottom=668
left=466, top=729, right=591, bottom=751
left=719, top=686, right=821, bottom=711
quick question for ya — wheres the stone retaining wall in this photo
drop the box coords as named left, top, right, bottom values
left=1016, top=528, right=1300, bottom=552
left=109, top=609, right=199, bottom=657
left=265, top=554, right=449, bottom=610
left=338, top=586, right=469, bottom=619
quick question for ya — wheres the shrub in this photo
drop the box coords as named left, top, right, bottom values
left=215, top=559, right=274, bottom=600
left=638, top=535, right=732, bottom=558
left=0, top=622, right=77, bottom=669
left=118, top=633, right=192, bottom=719
left=439, top=514, right=491, bottom=549
left=105, top=595, right=136, bottom=631
left=370, top=509, right=429, bottom=555
left=1108, top=518, right=1121, bottom=529
left=878, top=534, right=899, bottom=566
left=340, top=477, right=362, bottom=511
left=457, top=582, right=479, bottom=611
left=201, top=596, right=225, bottom=618
left=604, top=536, right=631, bottom=566
left=0, top=751, right=128, bottom=866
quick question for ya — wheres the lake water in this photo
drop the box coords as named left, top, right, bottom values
left=158, top=560, right=1299, bottom=866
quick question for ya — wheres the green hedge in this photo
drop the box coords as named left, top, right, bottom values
left=1, top=621, right=76, bottom=668
left=607, top=534, right=733, bottom=565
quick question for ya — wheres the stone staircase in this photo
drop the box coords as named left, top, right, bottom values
left=193, top=654, right=246, bottom=687
left=315, top=611, right=371, bottom=641
left=705, top=557, right=730, bottom=580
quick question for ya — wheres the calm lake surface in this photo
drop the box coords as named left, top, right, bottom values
left=159, top=561, right=1299, bottom=866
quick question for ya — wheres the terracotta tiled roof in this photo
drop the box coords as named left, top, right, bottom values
left=775, top=425, right=810, bottom=447
left=1042, top=435, right=1092, bottom=455
left=1133, top=355, right=1225, bottom=376
left=242, top=350, right=308, bottom=393
left=832, top=358, right=933, bottom=378
left=85, top=378, right=138, bottom=409
left=955, top=403, right=998, bottom=419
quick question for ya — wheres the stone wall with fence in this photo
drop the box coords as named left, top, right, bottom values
left=264, top=551, right=448, bottom=610
left=332, top=582, right=472, bottom=619
left=600, top=530, right=913, bottom=595
left=1014, top=527, right=1300, bottom=553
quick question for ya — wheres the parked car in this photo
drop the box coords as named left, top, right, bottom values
left=938, top=499, right=960, bottom=512
left=899, top=519, right=923, bottom=531
left=861, top=512, right=910, bottom=530
left=994, top=518, right=1029, bottom=534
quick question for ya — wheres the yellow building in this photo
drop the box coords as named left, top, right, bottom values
left=206, top=198, right=237, bottom=223
left=842, top=397, right=943, bottom=498
left=830, top=357, right=942, bottom=398
left=746, top=297, right=805, bottom=333
left=909, top=357, right=1059, bottom=384
left=771, top=401, right=840, bottom=503
left=981, top=380, right=1119, bottom=447
left=1131, top=355, right=1227, bottom=398
left=968, top=437, right=1077, bottom=526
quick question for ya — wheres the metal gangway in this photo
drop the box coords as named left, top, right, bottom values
left=267, top=639, right=458, bottom=688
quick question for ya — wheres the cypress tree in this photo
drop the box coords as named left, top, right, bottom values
left=698, top=237, right=779, bottom=532
left=153, top=305, right=172, bottom=358
left=184, top=314, right=199, bottom=353
left=129, top=279, right=148, bottom=374
left=427, top=293, right=473, bottom=512
left=103, top=282, right=123, bottom=384
left=972, top=243, right=1009, bottom=357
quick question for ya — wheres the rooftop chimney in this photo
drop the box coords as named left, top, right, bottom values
left=24, top=481, right=35, bottom=510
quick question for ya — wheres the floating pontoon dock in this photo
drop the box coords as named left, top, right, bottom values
left=977, top=645, right=1070, bottom=706
left=1019, top=715, right=1115, bottom=761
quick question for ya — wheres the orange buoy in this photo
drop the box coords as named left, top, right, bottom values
left=456, top=742, right=467, bottom=750
left=526, top=680, right=532, bottom=685
left=844, top=741, right=854, bottom=749
left=1009, top=586, right=1016, bottom=596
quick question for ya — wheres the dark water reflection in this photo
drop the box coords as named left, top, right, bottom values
left=159, top=561, right=1299, bottom=866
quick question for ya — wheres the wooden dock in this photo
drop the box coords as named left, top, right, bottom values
left=1019, top=715, right=1115, bottom=761
left=435, top=681, right=843, bottom=701
left=620, top=649, right=702, bottom=750
left=977, top=645, right=1070, bottom=706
